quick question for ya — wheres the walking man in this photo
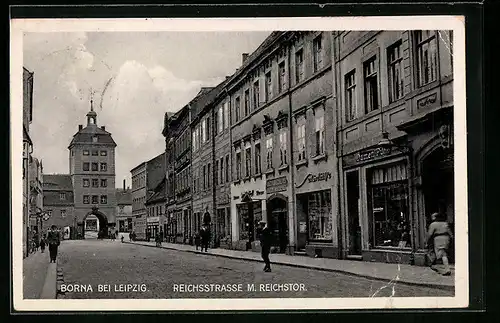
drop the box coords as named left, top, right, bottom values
left=258, top=220, right=272, bottom=272
left=47, top=225, right=61, bottom=263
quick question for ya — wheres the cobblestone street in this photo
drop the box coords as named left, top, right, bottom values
left=57, top=240, right=453, bottom=299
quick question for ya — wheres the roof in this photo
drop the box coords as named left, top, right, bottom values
left=68, top=124, right=117, bottom=148
left=130, top=161, right=146, bottom=173
left=43, top=174, right=73, bottom=191
left=145, top=177, right=166, bottom=205
left=115, top=189, right=132, bottom=205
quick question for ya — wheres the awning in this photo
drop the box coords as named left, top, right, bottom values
left=396, top=104, right=453, bottom=135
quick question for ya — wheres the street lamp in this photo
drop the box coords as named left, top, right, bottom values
left=377, top=131, right=416, bottom=264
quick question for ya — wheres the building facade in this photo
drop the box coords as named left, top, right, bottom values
left=131, top=162, right=147, bottom=240
left=334, top=30, right=454, bottom=265
left=163, top=112, right=177, bottom=243
left=145, top=177, right=167, bottom=239
left=29, top=157, right=44, bottom=237
left=212, top=87, right=232, bottom=248
left=69, top=103, right=117, bottom=238
left=42, top=175, right=75, bottom=233
left=23, top=67, right=34, bottom=256
left=115, top=180, right=133, bottom=233
left=145, top=152, right=166, bottom=239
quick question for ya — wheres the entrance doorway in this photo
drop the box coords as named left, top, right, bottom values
left=82, top=210, right=108, bottom=239
left=346, top=171, right=362, bottom=256
left=422, top=147, right=454, bottom=262
left=267, top=196, right=288, bottom=253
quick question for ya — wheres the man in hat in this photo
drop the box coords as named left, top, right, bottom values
left=46, top=225, right=61, bottom=263
left=258, top=220, right=272, bottom=272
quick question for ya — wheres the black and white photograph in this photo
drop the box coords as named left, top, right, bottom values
left=12, top=16, right=467, bottom=311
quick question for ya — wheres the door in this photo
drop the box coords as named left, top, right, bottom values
left=346, top=171, right=362, bottom=255
left=268, top=197, right=288, bottom=253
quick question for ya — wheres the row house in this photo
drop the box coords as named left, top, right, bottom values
left=29, top=157, right=44, bottom=236
left=42, top=175, right=75, bottom=231
left=163, top=105, right=192, bottom=244
left=333, top=30, right=454, bottom=265
left=23, top=67, right=34, bottom=256
left=115, top=179, right=133, bottom=233
left=227, top=31, right=338, bottom=257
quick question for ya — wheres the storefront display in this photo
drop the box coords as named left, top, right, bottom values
left=307, top=190, right=332, bottom=241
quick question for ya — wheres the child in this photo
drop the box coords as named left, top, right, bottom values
left=40, top=237, right=46, bottom=253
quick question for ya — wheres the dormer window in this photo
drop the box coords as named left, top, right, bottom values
left=92, top=136, right=98, bottom=143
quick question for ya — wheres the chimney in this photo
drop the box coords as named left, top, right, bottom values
left=101, top=126, right=106, bottom=131
left=78, top=125, right=83, bottom=131
left=242, top=53, right=249, bottom=64
left=123, top=179, right=126, bottom=190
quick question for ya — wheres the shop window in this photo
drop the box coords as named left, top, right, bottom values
left=364, top=56, right=379, bottom=113
left=388, top=40, right=404, bottom=102
left=369, top=163, right=410, bottom=248
left=308, top=190, right=332, bottom=241
left=415, top=30, right=438, bottom=87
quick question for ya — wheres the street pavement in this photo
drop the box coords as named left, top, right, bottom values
left=56, top=239, right=453, bottom=299
left=23, top=249, right=51, bottom=299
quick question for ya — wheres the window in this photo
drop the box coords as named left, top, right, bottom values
left=345, top=70, right=357, bottom=121
left=265, top=72, right=272, bottom=102
left=83, top=162, right=90, bottom=171
left=223, top=102, right=230, bottom=129
left=215, top=160, right=219, bottom=186
left=364, top=57, right=379, bottom=113
left=313, top=34, right=323, bottom=72
left=388, top=41, right=404, bottom=102
left=60, top=192, right=66, bottom=200
left=266, top=137, right=273, bottom=169
left=92, top=179, right=99, bottom=188
left=236, top=151, right=242, bottom=180
left=92, top=136, right=98, bottom=143
left=220, top=157, right=224, bottom=184
left=100, top=163, right=107, bottom=172
left=83, top=195, right=90, bottom=204
left=203, top=165, right=207, bottom=190
left=308, top=190, right=333, bottom=241
left=202, top=119, right=207, bottom=143
left=72, top=151, right=74, bottom=156
left=100, top=150, right=107, bottom=156
left=206, top=117, right=211, bottom=141
left=92, top=195, right=99, bottom=204
left=225, top=154, right=230, bottom=182
left=235, top=97, right=241, bottom=122
left=278, top=61, right=286, bottom=93
left=92, top=150, right=98, bottom=156
left=296, top=121, right=306, bottom=161
left=207, top=163, right=211, bottom=188
left=370, top=163, right=410, bottom=248
left=192, top=130, right=197, bottom=152
left=295, top=49, right=304, bottom=83
left=101, top=179, right=107, bottom=187
left=415, top=30, right=438, bottom=87
left=245, top=147, right=252, bottom=177
left=83, top=150, right=89, bottom=156
left=244, top=89, right=250, bottom=116
left=91, top=162, right=98, bottom=171
left=83, top=179, right=90, bottom=187
left=279, top=130, right=288, bottom=166
left=60, top=209, right=66, bottom=218
left=218, top=106, right=223, bottom=134
left=101, top=195, right=107, bottom=204
left=315, top=111, right=325, bottom=156
left=254, top=143, right=261, bottom=174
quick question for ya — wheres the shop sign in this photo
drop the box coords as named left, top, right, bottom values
left=147, top=216, right=159, bottom=224
left=296, top=172, right=332, bottom=188
left=266, top=176, right=288, bottom=194
left=356, top=147, right=392, bottom=162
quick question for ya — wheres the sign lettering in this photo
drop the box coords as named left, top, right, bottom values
left=266, top=177, right=288, bottom=194
left=356, top=147, right=392, bottom=162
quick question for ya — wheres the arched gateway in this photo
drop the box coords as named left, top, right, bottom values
left=80, top=208, right=109, bottom=239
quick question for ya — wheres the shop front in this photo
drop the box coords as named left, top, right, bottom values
left=294, top=171, right=337, bottom=258
left=146, top=216, right=160, bottom=240
left=173, top=202, right=191, bottom=244
left=341, top=144, right=417, bottom=264
left=216, top=193, right=231, bottom=249
left=265, top=176, right=293, bottom=254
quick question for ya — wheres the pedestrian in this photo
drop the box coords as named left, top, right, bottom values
left=40, top=235, right=46, bottom=253
left=47, top=225, right=61, bottom=263
left=426, top=212, right=454, bottom=276
left=128, top=232, right=132, bottom=242
left=194, top=232, right=201, bottom=251
left=200, top=225, right=209, bottom=252
left=258, top=220, right=272, bottom=272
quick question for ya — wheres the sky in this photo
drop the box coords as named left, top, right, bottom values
left=24, top=31, right=271, bottom=187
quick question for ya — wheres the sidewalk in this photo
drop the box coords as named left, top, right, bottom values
left=125, top=240, right=454, bottom=291
left=23, top=250, right=52, bottom=299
